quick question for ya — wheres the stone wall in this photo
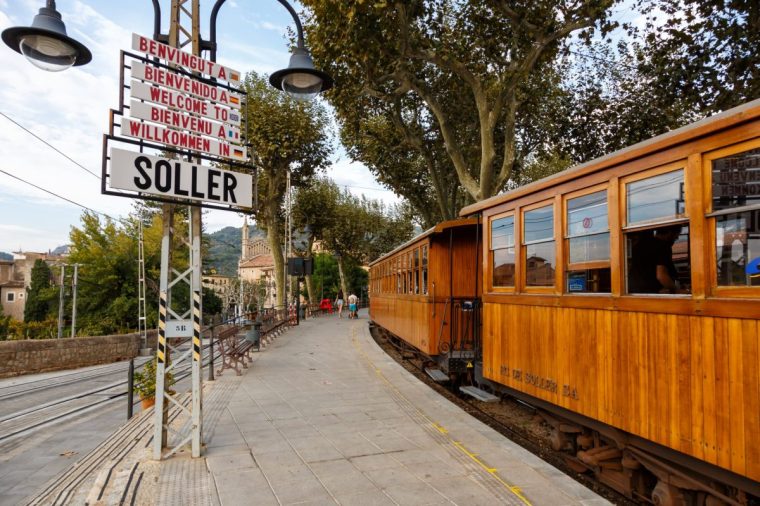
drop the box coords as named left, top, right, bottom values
left=0, top=333, right=146, bottom=378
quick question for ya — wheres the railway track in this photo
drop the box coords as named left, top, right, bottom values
left=0, top=342, right=224, bottom=446
left=371, top=324, right=637, bottom=506
left=0, top=361, right=142, bottom=402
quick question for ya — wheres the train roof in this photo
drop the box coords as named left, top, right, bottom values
left=460, top=98, right=760, bottom=216
left=369, top=217, right=478, bottom=266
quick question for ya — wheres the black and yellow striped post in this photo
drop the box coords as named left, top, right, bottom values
left=152, top=289, right=170, bottom=459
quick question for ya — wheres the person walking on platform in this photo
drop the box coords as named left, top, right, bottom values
left=348, top=292, right=358, bottom=319
left=335, top=290, right=345, bottom=318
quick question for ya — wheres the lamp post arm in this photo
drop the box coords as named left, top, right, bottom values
left=274, top=0, right=305, bottom=49
left=151, top=0, right=162, bottom=42
left=208, top=0, right=305, bottom=63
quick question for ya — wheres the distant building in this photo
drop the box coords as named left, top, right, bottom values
left=0, top=260, right=25, bottom=321
left=201, top=274, right=233, bottom=297
left=238, top=218, right=277, bottom=307
left=0, top=251, right=66, bottom=321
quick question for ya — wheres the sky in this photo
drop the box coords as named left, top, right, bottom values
left=0, top=0, right=397, bottom=253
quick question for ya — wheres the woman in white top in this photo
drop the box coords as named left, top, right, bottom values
left=335, top=290, right=344, bottom=318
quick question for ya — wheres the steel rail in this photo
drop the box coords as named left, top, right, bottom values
left=0, top=345, right=225, bottom=444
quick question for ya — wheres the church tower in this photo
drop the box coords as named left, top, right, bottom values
left=241, top=216, right=249, bottom=261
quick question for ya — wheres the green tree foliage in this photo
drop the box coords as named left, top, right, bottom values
left=293, top=178, right=412, bottom=297
left=63, top=211, right=224, bottom=336
left=67, top=213, right=143, bottom=335
left=0, top=303, right=11, bottom=340
left=243, top=72, right=332, bottom=306
left=630, top=0, right=760, bottom=114
left=24, top=259, right=56, bottom=322
left=303, top=0, right=619, bottom=208
left=309, top=253, right=367, bottom=302
left=202, top=287, right=223, bottom=317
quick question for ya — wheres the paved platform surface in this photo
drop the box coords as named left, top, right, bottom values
left=171, top=310, right=609, bottom=506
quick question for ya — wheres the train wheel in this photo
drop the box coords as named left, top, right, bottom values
left=652, top=480, right=687, bottom=506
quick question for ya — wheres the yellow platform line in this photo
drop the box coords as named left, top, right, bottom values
left=351, top=326, right=533, bottom=506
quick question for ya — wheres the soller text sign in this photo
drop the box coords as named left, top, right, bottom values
left=109, top=147, right=252, bottom=208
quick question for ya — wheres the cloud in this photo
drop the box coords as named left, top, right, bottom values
left=0, top=0, right=402, bottom=246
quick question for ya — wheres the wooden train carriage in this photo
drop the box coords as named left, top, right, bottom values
left=369, top=219, right=481, bottom=373
left=462, top=99, right=760, bottom=500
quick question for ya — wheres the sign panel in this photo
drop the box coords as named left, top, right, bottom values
left=109, top=147, right=253, bottom=207
left=121, top=118, right=247, bottom=161
left=166, top=319, right=193, bottom=338
left=131, top=61, right=242, bottom=110
left=131, top=80, right=241, bottom=127
left=130, top=100, right=241, bottom=143
left=132, top=33, right=241, bottom=85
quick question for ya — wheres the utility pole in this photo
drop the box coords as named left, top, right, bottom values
left=57, top=264, right=65, bottom=339
left=137, top=219, right=148, bottom=351
left=70, top=263, right=78, bottom=338
left=285, top=169, right=291, bottom=309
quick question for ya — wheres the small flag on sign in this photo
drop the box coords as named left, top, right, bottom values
left=233, top=148, right=244, bottom=157
left=229, top=129, right=239, bottom=140
left=230, top=112, right=240, bottom=123
left=229, top=95, right=240, bottom=105
left=231, top=72, right=240, bottom=82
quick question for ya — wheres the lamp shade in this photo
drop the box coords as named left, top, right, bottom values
left=2, top=4, right=92, bottom=71
left=269, top=47, right=333, bottom=100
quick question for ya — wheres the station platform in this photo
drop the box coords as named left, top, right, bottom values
left=29, top=310, right=610, bottom=505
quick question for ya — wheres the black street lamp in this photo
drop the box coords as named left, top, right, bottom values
left=209, top=0, right=332, bottom=100
left=2, top=0, right=92, bottom=72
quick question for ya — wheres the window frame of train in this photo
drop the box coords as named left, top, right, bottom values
left=704, top=138, right=760, bottom=297
left=620, top=161, right=692, bottom=296
left=563, top=185, right=611, bottom=294
left=489, top=212, right=516, bottom=291
left=521, top=200, right=557, bottom=292
left=421, top=244, right=428, bottom=295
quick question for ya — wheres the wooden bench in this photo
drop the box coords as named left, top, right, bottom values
left=215, top=324, right=257, bottom=376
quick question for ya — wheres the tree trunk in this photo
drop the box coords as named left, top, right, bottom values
left=305, top=275, right=315, bottom=305
left=304, top=239, right=315, bottom=304
left=266, top=212, right=285, bottom=308
left=337, top=258, right=349, bottom=301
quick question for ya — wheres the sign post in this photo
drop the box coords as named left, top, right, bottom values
left=101, top=0, right=249, bottom=462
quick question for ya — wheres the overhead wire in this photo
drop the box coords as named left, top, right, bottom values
left=0, top=168, right=115, bottom=221
left=0, top=111, right=101, bottom=180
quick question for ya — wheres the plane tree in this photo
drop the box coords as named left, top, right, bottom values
left=302, top=0, right=619, bottom=206
left=243, top=72, right=332, bottom=307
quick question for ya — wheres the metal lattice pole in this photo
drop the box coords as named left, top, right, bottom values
left=152, top=0, right=204, bottom=460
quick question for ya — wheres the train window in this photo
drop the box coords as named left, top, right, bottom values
left=715, top=213, right=760, bottom=286
left=625, top=169, right=691, bottom=294
left=710, top=148, right=760, bottom=287
left=413, top=249, right=420, bottom=294
left=523, top=205, right=556, bottom=287
left=566, top=191, right=611, bottom=293
left=403, top=253, right=408, bottom=294
left=626, top=169, right=685, bottom=226
left=626, top=226, right=691, bottom=294
left=396, top=257, right=402, bottom=293
left=422, top=245, right=428, bottom=295
left=408, top=252, right=414, bottom=294
left=491, top=215, right=515, bottom=287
